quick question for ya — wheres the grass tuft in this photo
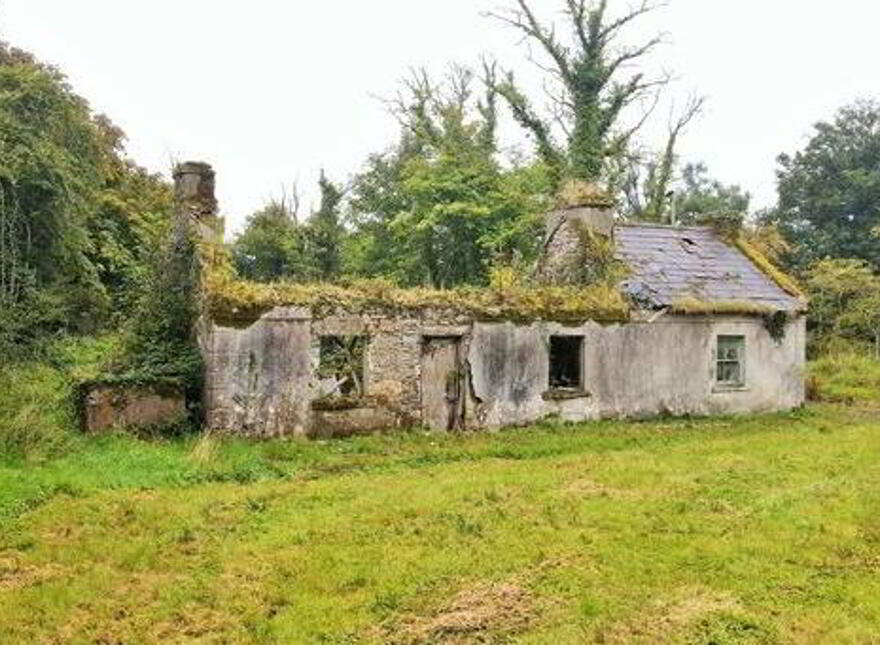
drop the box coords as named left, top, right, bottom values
left=807, top=352, right=880, bottom=405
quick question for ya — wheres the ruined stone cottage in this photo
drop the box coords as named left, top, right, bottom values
left=179, top=163, right=806, bottom=438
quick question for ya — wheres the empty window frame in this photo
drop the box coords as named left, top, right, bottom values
left=549, top=336, right=584, bottom=390
left=318, top=336, right=367, bottom=397
left=716, top=335, right=746, bottom=388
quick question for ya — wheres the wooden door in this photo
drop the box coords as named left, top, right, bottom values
left=421, top=337, right=464, bottom=431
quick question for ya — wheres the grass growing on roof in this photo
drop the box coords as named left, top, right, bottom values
left=734, top=237, right=807, bottom=302
left=200, top=234, right=630, bottom=325
left=669, top=297, right=778, bottom=316
left=203, top=272, right=631, bottom=325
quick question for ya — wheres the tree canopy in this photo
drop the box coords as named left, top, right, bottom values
left=345, top=67, right=550, bottom=288
left=0, top=41, right=171, bottom=357
left=768, top=99, right=880, bottom=271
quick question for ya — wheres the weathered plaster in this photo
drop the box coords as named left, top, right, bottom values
left=201, top=307, right=805, bottom=437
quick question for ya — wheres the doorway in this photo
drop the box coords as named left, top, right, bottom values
left=420, top=337, right=465, bottom=431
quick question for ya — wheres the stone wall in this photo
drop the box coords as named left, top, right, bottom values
left=538, top=205, right=615, bottom=283
left=82, top=384, right=186, bottom=433
left=202, top=307, right=806, bottom=437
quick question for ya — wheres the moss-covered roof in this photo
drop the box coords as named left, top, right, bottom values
left=203, top=271, right=631, bottom=325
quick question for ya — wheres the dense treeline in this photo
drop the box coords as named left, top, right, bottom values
left=0, top=42, right=171, bottom=359
left=3, top=1, right=880, bottom=361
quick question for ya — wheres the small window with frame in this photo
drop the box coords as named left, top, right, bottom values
left=716, top=335, right=745, bottom=388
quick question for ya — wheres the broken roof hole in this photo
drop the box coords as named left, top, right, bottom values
left=680, top=237, right=699, bottom=253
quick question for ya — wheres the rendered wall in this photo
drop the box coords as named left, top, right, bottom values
left=202, top=309, right=806, bottom=437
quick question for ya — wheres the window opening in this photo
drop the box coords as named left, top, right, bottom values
left=549, top=336, right=584, bottom=390
left=318, top=336, right=367, bottom=397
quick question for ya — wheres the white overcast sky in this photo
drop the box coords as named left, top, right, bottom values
left=1, top=1, right=877, bottom=234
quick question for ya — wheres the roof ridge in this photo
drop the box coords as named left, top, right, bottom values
left=615, top=222, right=716, bottom=234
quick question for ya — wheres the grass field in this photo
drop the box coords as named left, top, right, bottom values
left=1, top=398, right=880, bottom=643
left=2, top=343, right=880, bottom=643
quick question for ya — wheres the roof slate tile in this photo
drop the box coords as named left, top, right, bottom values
left=614, top=224, right=802, bottom=311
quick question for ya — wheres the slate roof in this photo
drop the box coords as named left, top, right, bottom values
left=614, top=223, right=803, bottom=312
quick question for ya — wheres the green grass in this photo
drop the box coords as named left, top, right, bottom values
left=2, top=405, right=880, bottom=642
left=3, top=348, right=880, bottom=642
left=0, top=335, right=118, bottom=462
left=808, top=352, right=880, bottom=406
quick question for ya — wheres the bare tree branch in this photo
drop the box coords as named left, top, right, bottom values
left=485, top=0, right=574, bottom=83
left=606, top=35, right=665, bottom=78
left=563, top=0, right=593, bottom=52
left=494, top=71, right=566, bottom=181
left=600, top=0, right=666, bottom=41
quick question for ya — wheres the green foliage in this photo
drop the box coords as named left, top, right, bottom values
left=0, top=41, right=171, bottom=357
left=232, top=173, right=346, bottom=284
left=490, top=2, right=666, bottom=182
left=231, top=200, right=308, bottom=282
left=807, top=352, right=880, bottom=405
left=674, top=162, right=751, bottom=224
left=0, top=336, right=117, bottom=463
left=347, top=68, right=550, bottom=287
left=114, top=211, right=204, bottom=424
left=307, top=171, right=345, bottom=281
left=805, top=258, right=880, bottom=355
left=769, top=99, right=880, bottom=271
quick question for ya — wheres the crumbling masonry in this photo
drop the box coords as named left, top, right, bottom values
left=181, top=163, right=807, bottom=438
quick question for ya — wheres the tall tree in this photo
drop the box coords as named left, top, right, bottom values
left=672, top=162, right=750, bottom=222
left=231, top=199, right=308, bottom=282
left=348, top=67, right=549, bottom=287
left=769, top=99, right=880, bottom=271
left=0, top=41, right=171, bottom=355
left=623, top=160, right=749, bottom=223
left=306, top=171, right=345, bottom=282
left=487, top=0, right=674, bottom=184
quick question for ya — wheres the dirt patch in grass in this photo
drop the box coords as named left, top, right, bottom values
left=0, top=554, right=66, bottom=590
left=381, top=580, right=535, bottom=644
left=600, top=587, right=743, bottom=643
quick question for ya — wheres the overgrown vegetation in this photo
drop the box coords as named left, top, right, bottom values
left=204, top=272, right=631, bottom=325
left=807, top=352, right=880, bottom=405
left=805, top=258, right=880, bottom=357
left=0, top=41, right=171, bottom=360
left=0, top=337, right=117, bottom=463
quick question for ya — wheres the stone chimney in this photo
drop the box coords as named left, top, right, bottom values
left=173, top=161, right=221, bottom=241
left=537, top=181, right=616, bottom=284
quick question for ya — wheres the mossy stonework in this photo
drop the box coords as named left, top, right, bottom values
left=191, top=165, right=807, bottom=438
